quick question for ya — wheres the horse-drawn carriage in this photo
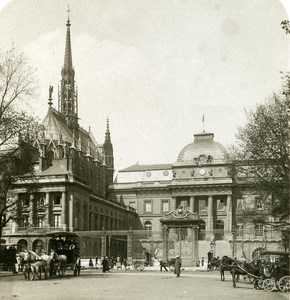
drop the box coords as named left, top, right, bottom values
left=46, top=231, right=81, bottom=277
left=16, top=231, right=81, bottom=280
left=0, top=243, right=18, bottom=273
left=259, top=250, right=289, bottom=293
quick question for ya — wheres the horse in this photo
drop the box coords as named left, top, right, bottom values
left=16, top=250, right=52, bottom=280
left=50, top=250, right=67, bottom=277
left=220, top=256, right=262, bottom=288
left=208, top=257, right=221, bottom=271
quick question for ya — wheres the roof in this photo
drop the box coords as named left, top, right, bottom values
left=119, top=164, right=172, bottom=172
left=41, top=107, right=99, bottom=157
left=177, top=132, right=228, bottom=163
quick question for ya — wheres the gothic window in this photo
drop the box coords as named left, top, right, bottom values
left=255, top=196, right=264, bottom=210
left=37, top=217, right=44, bottom=228
left=53, top=194, right=61, bottom=206
left=255, top=224, right=263, bottom=237
left=53, top=214, right=61, bottom=228
left=236, top=224, right=244, bottom=236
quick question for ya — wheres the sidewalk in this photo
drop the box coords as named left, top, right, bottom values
left=0, top=271, right=21, bottom=277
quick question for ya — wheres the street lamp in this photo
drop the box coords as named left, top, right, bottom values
left=210, top=239, right=216, bottom=256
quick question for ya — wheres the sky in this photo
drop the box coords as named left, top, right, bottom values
left=0, top=0, right=289, bottom=172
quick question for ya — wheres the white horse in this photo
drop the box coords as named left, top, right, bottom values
left=50, top=250, right=67, bottom=277
left=16, top=250, right=52, bottom=280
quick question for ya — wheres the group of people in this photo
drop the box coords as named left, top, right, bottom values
left=89, top=255, right=128, bottom=272
left=159, top=255, right=182, bottom=277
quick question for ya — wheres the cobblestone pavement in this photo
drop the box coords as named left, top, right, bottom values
left=1, top=270, right=288, bottom=300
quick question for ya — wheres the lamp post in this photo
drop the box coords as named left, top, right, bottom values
left=232, top=225, right=236, bottom=258
left=210, top=239, right=216, bottom=257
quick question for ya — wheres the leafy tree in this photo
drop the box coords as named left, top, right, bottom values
left=230, top=92, right=289, bottom=228
left=0, top=48, right=41, bottom=239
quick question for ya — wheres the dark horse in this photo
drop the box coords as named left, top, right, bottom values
left=220, top=256, right=262, bottom=288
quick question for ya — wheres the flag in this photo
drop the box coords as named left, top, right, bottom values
left=202, top=114, right=205, bottom=122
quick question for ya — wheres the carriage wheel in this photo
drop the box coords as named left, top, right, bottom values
left=263, top=278, right=276, bottom=292
left=278, top=276, right=290, bottom=293
left=256, top=278, right=264, bottom=290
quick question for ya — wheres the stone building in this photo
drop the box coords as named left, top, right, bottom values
left=111, top=131, right=284, bottom=266
left=2, top=16, right=138, bottom=256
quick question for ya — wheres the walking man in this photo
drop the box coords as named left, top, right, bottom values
left=159, top=260, right=168, bottom=272
left=174, top=255, right=182, bottom=277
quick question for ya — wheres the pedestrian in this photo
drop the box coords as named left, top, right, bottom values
left=89, top=258, right=93, bottom=268
left=174, top=255, right=182, bottom=277
left=201, top=257, right=204, bottom=266
left=101, top=256, right=110, bottom=273
left=159, top=259, right=168, bottom=272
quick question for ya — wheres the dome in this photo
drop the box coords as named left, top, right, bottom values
left=177, top=132, right=228, bottom=163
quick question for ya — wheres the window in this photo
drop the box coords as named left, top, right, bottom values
left=53, top=194, right=61, bottom=206
left=255, top=197, right=264, bottom=210
left=217, top=199, right=225, bottom=210
left=37, top=217, right=44, bottom=228
left=255, top=224, right=263, bottom=237
left=199, top=199, right=206, bottom=210
left=21, top=194, right=30, bottom=207
left=144, top=200, right=152, bottom=213
left=54, top=215, right=61, bottom=227
left=236, top=224, right=244, bottom=236
left=161, top=200, right=169, bottom=212
left=144, top=221, right=152, bottom=231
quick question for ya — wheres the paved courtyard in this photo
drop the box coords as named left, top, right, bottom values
left=1, top=269, right=288, bottom=300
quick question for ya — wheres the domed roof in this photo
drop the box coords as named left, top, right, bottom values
left=177, top=132, right=228, bottom=163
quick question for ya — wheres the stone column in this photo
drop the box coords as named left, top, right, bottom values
left=61, top=192, right=67, bottom=229
left=29, top=194, right=34, bottom=226
left=207, top=196, right=214, bottom=239
left=45, top=192, right=50, bottom=227
left=190, top=196, right=195, bottom=213
left=69, top=194, right=74, bottom=231
left=192, top=225, right=199, bottom=266
left=226, top=195, right=232, bottom=232
left=101, top=229, right=107, bottom=257
left=171, top=197, right=176, bottom=210
left=127, top=229, right=133, bottom=265
left=162, top=226, right=168, bottom=262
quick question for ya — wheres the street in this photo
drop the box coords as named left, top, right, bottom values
left=0, top=269, right=288, bottom=300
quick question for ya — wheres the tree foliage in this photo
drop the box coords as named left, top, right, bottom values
left=230, top=93, right=289, bottom=226
left=0, top=48, right=41, bottom=238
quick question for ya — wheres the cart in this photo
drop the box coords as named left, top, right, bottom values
left=46, top=231, right=81, bottom=276
left=0, top=243, right=18, bottom=273
left=259, top=250, right=289, bottom=293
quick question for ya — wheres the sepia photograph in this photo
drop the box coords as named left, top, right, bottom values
left=0, top=0, right=289, bottom=299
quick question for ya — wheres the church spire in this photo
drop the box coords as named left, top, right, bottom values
left=105, top=117, right=111, bottom=143
left=58, top=7, right=78, bottom=129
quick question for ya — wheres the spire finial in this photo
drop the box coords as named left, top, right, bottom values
left=67, top=5, right=71, bottom=24
left=48, top=85, right=53, bottom=106
left=105, top=117, right=111, bottom=142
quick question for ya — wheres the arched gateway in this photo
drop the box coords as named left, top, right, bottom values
left=160, top=206, right=202, bottom=267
